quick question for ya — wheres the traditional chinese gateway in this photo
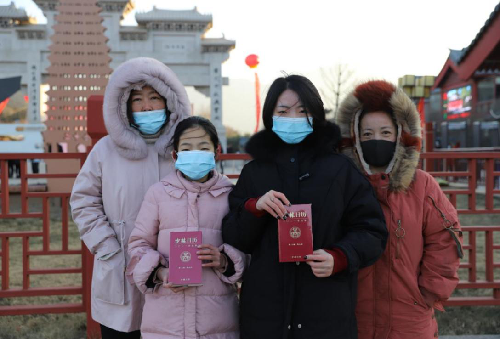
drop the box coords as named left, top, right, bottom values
left=0, top=0, right=235, bottom=153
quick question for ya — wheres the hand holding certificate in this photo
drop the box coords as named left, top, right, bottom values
left=168, top=231, right=203, bottom=287
left=278, top=204, right=313, bottom=262
left=304, top=249, right=335, bottom=277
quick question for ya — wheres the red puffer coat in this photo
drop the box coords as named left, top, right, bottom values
left=337, top=81, right=463, bottom=339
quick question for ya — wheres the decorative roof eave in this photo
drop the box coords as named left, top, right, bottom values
left=0, top=2, right=29, bottom=20
left=34, top=0, right=134, bottom=16
left=202, top=38, right=236, bottom=54
left=454, top=9, right=500, bottom=80
left=432, top=58, right=462, bottom=90
left=201, top=38, right=235, bottom=46
left=434, top=3, right=500, bottom=89
left=15, top=24, right=46, bottom=31
left=449, top=49, right=464, bottom=64
left=475, top=68, right=500, bottom=76
left=33, top=0, right=58, bottom=12
left=453, top=3, right=500, bottom=65
left=119, top=25, right=148, bottom=40
left=122, top=0, right=134, bottom=17
left=135, top=6, right=212, bottom=24
left=119, top=26, right=148, bottom=33
left=97, top=0, right=135, bottom=18
left=139, top=21, right=212, bottom=34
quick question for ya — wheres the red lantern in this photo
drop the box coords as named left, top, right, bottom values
left=245, top=54, right=259, bottom=69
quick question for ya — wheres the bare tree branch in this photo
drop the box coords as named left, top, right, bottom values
left=319, top=64, right=355, bottom=120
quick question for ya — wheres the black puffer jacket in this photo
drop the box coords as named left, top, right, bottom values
left=222, top=121, right=388, bottom=339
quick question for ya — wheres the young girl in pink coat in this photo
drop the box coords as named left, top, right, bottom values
left=127, top=116, right=245, bottom=339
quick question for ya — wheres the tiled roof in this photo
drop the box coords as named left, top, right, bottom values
left=201, top=38, right=235, bottom=46
left=450, top=3, right=500, bottom=64
left=119, top=26, right=148, bottom=33
left=449, top=49, right=464, bottom=64
left=136, top=6, right=212, bottom=23
left=0, top=2, right=28, bottom=19
left=15, top=24, right=46, bottom=31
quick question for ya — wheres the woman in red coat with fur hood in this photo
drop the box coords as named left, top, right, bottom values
left=336, top=80, right=463, bottom=339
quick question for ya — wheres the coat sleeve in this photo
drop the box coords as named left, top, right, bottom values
left=334, top=162, right=388, bottom=273
left=222, top=164, right=270, bottom=254
left=419, top=175, right=462, bottom=310
left=70, top=143, right=121, bottom=259
left=126, top=186, right=166, bottom=294
left=214, top=243, right=246, bottom=284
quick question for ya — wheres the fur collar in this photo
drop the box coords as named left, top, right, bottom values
left=245, top=121, right=341, bottom=162
left=336, top=85, right=422, bottom=192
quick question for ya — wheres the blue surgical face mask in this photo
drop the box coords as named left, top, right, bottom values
left=175, top=150, right=216, bottom=181
left=132, top=109, right=167, bottom=135
left=272, top=116, right=313, bottom=144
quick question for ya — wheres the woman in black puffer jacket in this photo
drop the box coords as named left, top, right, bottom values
left=222, top=74, right=388, bottom=339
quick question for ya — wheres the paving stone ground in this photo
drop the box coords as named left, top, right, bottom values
left=441, top=335, right=500, bottom=339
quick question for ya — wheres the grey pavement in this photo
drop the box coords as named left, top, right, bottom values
left=441, top=335, right=500, bottom=339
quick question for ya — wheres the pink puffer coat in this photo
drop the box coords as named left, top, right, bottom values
left=127, top=170, right=245, bottom=339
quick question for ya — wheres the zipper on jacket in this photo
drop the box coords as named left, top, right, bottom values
left=395, top=219, right=405, bottom=259
left=427, top=196, right=464, bottom=259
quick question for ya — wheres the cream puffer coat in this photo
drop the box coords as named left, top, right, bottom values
left=70, top=57, right=191, bottom=332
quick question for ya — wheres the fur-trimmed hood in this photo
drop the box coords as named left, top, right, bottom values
left=245, top=120, right=341, bottom=161
left=103, top=57, right=191, bottom=160
left=336, top=80, right=422, bottom=192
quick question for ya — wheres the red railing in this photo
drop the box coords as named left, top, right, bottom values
left=0, top=153, right=99, bottom=337
left=446, top=225, right=500, bottom=306
left=420, top=151, right=500, bottom=306
left=421, top=152, right=500, bottom=214
left=0, top=150, right=499, bottom=337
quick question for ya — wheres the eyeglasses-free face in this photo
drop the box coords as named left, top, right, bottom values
left=129, top=85, right=166, bottom=112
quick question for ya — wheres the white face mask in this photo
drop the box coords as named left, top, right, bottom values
left=131, top=109, right=167, bottom=135
left=175, top=150, right=216, bottom=181
left=272, top=116, right=313, bottom=144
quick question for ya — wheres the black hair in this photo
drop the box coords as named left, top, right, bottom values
left=262, top=74, right=325, bottom=130
left=171, top=116, right=220, bottom=152
left=127, top=110, right=138, bottom=129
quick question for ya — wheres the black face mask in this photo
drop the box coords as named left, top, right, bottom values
left=360, top=140, right=396, bottom=168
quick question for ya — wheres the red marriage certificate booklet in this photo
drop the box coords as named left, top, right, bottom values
left=168, top=231, right=203, bottom=287
left=278, top=204, right=313, bottom=262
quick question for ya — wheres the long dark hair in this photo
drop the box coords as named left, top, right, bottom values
left=171, top=116, right=220, bottom=152
left=262, top=74, right=325, bottom=130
